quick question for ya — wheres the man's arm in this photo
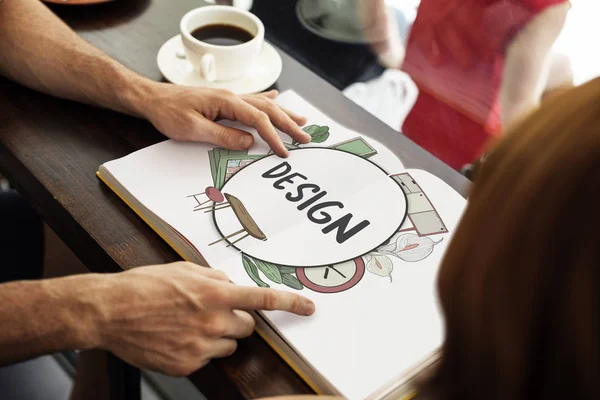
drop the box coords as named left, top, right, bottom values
left=0, top=0, right=149, bottom=118
left=0, top=0, right=310, bottom=156
left=500, top=2, right=571, bottom=129
left=0, top=262, right=315, bottom=373
left=0, top=275, right=102, bottom=364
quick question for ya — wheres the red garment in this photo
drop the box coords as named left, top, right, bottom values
left=401, top=0, right=569, bottom=169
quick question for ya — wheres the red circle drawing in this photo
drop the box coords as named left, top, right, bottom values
left=296, top=258, right=365, bottom=294
left=205, top=186, right=225, bottom=203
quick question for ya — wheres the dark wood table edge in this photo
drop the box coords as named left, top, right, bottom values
left=0, top=144, right=122, bottom=274
left=0, top=133, right=145, bottom=400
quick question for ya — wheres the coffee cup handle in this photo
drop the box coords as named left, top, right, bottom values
left=200, top=53, right=216, bottom=82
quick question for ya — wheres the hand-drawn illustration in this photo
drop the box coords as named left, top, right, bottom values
left=269, top=124, right=378, bottom=159
left=242, top=254, right=304, bottom=290
left=267, top=124, right=331, bottom=155
left=364, top=172, right=448, bottom=282
left=211, top=147, right=407, bottom=268
left=378, top=232, right=443, bottom=262
left=187, top=186, right=225, bottom=210
left=328, top=137, right=377, bottom=158
left=391, top=173, right=448, bottom=236
left=190, top=127, right=446, bottom=292
left=364, top=233, right=444, bottom=282
left=208, top=148, right=264, bottom=190
left=362, top=172, right=448, bottom=283
left=207, top=193, right=267, bottom=247
left=292, top=124, right=330, bottom=146
left=364, top=253, right=394, bottom=282
left=296, top=258, right=366, bottom=293
left=241, top=254, right=366, bottom=293
left=242, top=254, right=271, bottom=288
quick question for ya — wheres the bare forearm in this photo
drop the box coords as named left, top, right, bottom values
left=0, top=0, right=150, bottom=117
left=0, top=274, right=103, bottom=365
left=500, top=3, right=569, bottom=129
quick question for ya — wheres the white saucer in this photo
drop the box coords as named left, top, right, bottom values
left=157, top=35, right=282, bottom=95
left=296, top=0, right=399, bottom=45
left=296, top=0, right=367, bottom=44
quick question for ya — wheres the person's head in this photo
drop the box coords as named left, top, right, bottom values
left=421, top=78, right=600, bottom=400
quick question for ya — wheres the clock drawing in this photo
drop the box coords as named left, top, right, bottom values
left=295, top=258, right=366, bottom=294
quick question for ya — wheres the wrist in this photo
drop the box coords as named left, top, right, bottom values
left=41, top=274, right=110, bottom=350
left=115, top=72, right=165, bottom=120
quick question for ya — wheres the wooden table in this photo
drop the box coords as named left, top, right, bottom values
left=0, top=1, right=470, bottom=399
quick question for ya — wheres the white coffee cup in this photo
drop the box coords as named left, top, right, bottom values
left=180, top=6, right=264, bottom=82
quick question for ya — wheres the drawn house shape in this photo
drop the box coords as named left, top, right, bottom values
left=392, top=173, right=448, bottom=236
left=213, top=154, right=264, bottom=190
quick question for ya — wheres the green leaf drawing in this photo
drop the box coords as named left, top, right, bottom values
left=277, top=266, right=297, bottom=275
left=254, top=259, right=283, bottom=284
left=242, top=255, right=270, bottom=288
left=302, top=124, right=330, bottom=144
left=281, top=273, right=303, bottom=290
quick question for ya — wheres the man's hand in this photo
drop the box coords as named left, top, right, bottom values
left=94, top=262, right=315, bottom=376
left=0, top=262, right=315, bottom=373
left=0, top=0, right=309, bottom=157
left=134, top=86, right=310, bottom=158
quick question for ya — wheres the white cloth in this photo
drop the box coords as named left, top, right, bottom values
left=343, top=69, right=418, bottom=131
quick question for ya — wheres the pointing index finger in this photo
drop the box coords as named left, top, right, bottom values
left=230, top=100, right=289, bottom=157
left=226, top=286, right=315, bottom=316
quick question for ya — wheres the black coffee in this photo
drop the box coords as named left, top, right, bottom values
left=190, top=24, right=254, bottom=46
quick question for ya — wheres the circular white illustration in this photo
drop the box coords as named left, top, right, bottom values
left=212, top=148, right=407, bottom=267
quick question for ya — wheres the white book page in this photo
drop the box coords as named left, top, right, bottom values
left=102, top=91, right=467, bottom=399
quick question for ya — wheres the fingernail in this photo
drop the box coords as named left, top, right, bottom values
left=277, top=147, right=289, bottom=158
left=240, top=135, right=253, bottom=148
left=302, top=300, right=315, bottom=316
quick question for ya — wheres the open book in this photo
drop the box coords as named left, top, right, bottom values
left=97, top=91, right=466, bottom=400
